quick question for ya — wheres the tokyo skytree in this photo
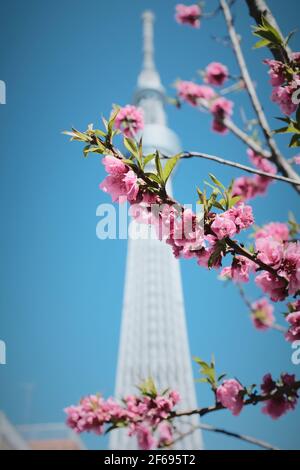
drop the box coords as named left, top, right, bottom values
left=109, top=11, right=203, bottom=450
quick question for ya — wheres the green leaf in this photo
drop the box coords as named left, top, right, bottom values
left=209, top=173, right=225, bottom=189
left=289, top=134, right=300, bottom=147
left=253, top=38, right=271, bottom=49
left=144, top=172, right=161, bottom=184
left=163, top=155, right=179, bottom=184
left=155, top=151, right=164, bottom=183
left=143, top=153, right=155, bottom=167
left=124, top=137, right=139, bottom=158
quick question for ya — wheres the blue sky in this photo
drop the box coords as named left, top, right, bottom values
left=0, top=0, right=299, bottom=450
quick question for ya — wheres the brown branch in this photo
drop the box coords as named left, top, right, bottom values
left=220, top=0, right=300, bottom=194
left=244, top=0, right=291, bottom=61
left=170, top=422, right=279, bottom=450
left=165, top=151, right=300, bottom=185
left=225, top=237, right=288, bottom=286
left=196, top=96, right=271, bottom=158
left=173, top=380, right=300, bottom=419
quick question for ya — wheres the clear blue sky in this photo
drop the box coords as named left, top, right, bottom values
left=0, top=0, right=299, bottom=450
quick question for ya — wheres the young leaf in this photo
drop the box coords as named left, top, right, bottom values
left=163, top=155, right=179, bottom=184
left=155, top=151, right=164, bottom=183
left=124, top=137, right=139, bottom=158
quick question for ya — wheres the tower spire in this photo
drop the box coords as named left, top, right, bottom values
left=142, top=11, right=155, bottom=72
left=136, top=11, right=164, bottom=95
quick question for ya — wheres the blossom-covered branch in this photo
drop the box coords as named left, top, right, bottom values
left=219, top=0, right=300, bottom=193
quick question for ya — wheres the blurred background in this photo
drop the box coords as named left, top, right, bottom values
left=0, top=0, right=299, bottom=449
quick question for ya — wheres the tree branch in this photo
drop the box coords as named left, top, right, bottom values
left=173, top=380, right=300, bottom=419
left=244, top=0, right=291, bottom=61
left=165, top=150, right=300, bottom=185
left=170, top=422, right=279, bottom=450
left=219, top=0, right=300, bottom=194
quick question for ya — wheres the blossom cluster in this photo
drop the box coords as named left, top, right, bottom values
left=100, top=155, right=140, bottom=203
left=264, top=53, right=300, bottom=115
left=216, top=374, right=299, bottom=419
left=114, top=105, right=144, bottom=138
left=232, top=148, right=277, bottom=201
left=65, top=389, right=180, bottom=450
left=176, top=79, right=233, bottom=134
left=175, top=4, right=202, bottom=29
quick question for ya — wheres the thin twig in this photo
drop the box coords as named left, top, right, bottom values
left=170, top=422, right=279, bottom=450
left=219, top=0, right=300, bottom=194
left=162, top=151, right=299, bottom=185
left=236, top=283, right=287, bottom=333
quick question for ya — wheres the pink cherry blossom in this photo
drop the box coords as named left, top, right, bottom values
left=102, top=155, right=127, bottom=175
left=216, top=379, right=244, bottom=416
left=123, top=170, right=139, bottom=202
left=231, top=256, right=256, bottom=283
left=135, top=425, right=157, bottom=450
left=271, top=85, right=298, bottom=115
left=115, top=105, right=144, bottom=138
left=204, top=62, right=229, bottom=86
left=227, top=203, right=254, bottom=232
left=254, top=222, right=289, bottom=243
left=251, top=298, right=275, bottom=330
left=261, top=373, right=298, bottom=419
left=285, top=311, right=300, bottom=342
left=177, top=80, right=215, bottom=106
left=255, top=272, right=287, bottom=302
left=210, top=97, right=234, bottom=134
left=264, top=59, right=286, bottom=86
left=175, top=4, right=201, bottom=28
left=157, top=422, right=173, bottom=447
left=211, top=214, right=236, bottom=240
left=255, top=237, right=283, bottom=269
left=278, top=241, right=300, bottom=296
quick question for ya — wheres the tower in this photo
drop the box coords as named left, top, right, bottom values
left=109, top=11, right=203, bottom=450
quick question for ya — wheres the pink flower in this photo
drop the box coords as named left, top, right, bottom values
left=285, top=311, right=300, bottom=342
left=210, top=97, right=234, bottom=134
left=254, top=222, right=289, bottom=243
left=136, top=425, right=157, bottom=450
left=261, top=373, right=298, bottom=419
left=227, top=203, right=254, bottom=232
left=278, top=242, right=300, bottom=296
left=232, top=176, right=257, bottom=201
left=255, top=272, right=287, bottom=302
left=264, top=59, right=286, bottom=86
left=219, top=266, right=232, bottom=280
left=251, top=298, right=275, bottom=330
left=204, top=62, right=229, bottom=86
left=231, top=256, right=256, bottom=283
left=158, top=422, right=173, bottom=447
left=211, top=214, right=236, bottom=240
left=216, top=379, right=244, bottom=416
left=294, top=155, right=300, bottom=165
left=99, top=155, right=140, bottom=203
left=123, top=170, right=139, bottom=202
left=255, top=237, right=283, bottom=269
left=247, top=148, right=277, bottom=175
left=175, top=4, right=201, bottom=28
left=177, top=80, right=215, bottom=106
left=271, top=85, right=297, bottom=115
left=115, top=105, right=144, bottom=138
